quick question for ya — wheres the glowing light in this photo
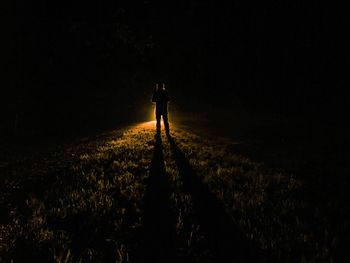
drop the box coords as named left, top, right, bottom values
left=137, top=121, right=157, bottom=129
left=133, top=104, right=174, bottom=131
left=133, top=120, right=171, bottom=130
left=148, top=105, right=156, bottom=122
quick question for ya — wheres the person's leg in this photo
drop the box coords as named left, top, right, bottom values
left=163, top=113, right=170, bottom=134
left=156, top=113, right=161, bottom=134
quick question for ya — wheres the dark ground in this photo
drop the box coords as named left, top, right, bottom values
left=0, top=108, right=349, bottom=262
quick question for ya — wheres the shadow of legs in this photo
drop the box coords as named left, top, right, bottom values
left=167, top=135, right=263, bottom=262
left=136, top=135, right=176, bottom=262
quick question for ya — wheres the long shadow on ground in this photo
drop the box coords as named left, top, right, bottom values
left=135, top=134, right=177, bottom=263
left=167, top=135, right=265, bottom=263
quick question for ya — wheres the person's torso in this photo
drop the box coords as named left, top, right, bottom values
left=155, top=90, right=168, bottom=112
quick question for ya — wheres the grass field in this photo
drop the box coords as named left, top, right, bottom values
left=0, top=120, right=343, bottom=262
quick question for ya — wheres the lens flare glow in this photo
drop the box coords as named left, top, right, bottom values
left=134, top=105, right=173, bottom=130
left=137, top=120, right=157, bottom=129
left=136, top=120, right=169, bottom=129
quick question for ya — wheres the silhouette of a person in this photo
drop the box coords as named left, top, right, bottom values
left=152, top=82, right=170, bottom=134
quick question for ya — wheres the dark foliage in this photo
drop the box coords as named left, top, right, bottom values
left=4, top=1, right=347, bottom=139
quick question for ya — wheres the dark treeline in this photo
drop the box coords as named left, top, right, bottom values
left=4, top=1, right=156, bottom=138
left=214, top=1, right=347, bottom=121
left=3, top=0, right=347, bottom=139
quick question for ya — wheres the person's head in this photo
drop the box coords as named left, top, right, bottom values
left=156, top=82, right=165, bottom=91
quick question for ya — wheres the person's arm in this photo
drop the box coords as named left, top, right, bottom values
left=151, top=93, right=157, bottom=103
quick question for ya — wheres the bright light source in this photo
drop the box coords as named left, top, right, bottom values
left=134, top=120, right=171, bottom=130
left=135, top=121, right=156, bottom=129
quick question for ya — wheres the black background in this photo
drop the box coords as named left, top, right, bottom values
left=3, top=0, right=348, bottom=139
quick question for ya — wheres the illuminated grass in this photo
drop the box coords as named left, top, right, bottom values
left=162, top=137, right=213, bottom=262
left=0, top=122, right=338, bottom=262
left=0, top=125, right=154, bottom=262
left=169, top=128, right=336, bottom=262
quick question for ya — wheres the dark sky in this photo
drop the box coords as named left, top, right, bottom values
left=3, top=0, right=348, bottom=136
